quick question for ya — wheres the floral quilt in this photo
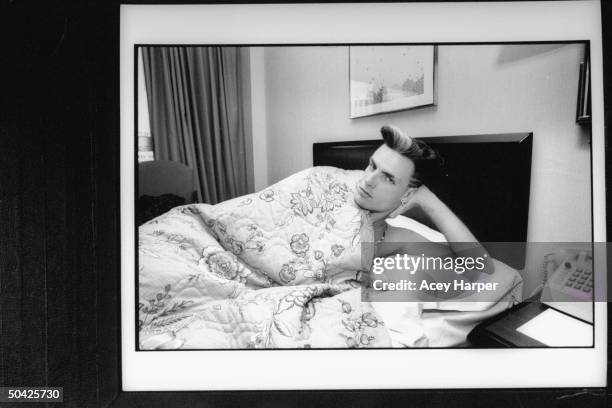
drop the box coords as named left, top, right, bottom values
left=138, top=166, right=391, bottom=349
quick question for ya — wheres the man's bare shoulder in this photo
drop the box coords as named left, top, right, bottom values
left=378, top=224, right=450, bottom=258
left=384, top=224, right=431, bottom=243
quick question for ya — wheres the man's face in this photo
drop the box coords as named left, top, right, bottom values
left=354, top=144, right=416, bottom=213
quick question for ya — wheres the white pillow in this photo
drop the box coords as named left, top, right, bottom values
left=374, top=216, right=523, bottom=347
left=385, top=215, right=448, bottom=243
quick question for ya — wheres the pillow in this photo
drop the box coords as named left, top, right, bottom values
left=385, top=215, right=447, bottom=243
left=372, top=216, right=523, bottom=346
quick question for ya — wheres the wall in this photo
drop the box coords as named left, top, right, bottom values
left=256, top=44, right=592, bottom=294
left=249, top=47, right=270, bottom=191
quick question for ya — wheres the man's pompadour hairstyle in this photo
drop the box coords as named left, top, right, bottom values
left=380, top=125, right=443, bottom=187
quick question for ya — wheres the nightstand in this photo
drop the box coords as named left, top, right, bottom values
left=468, top=301, right=550, bottom=347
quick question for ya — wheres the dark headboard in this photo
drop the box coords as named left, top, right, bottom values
left=313, top=133, right=532, bottom=269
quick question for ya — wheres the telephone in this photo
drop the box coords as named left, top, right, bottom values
left=540, top=248, right=593, bottom=323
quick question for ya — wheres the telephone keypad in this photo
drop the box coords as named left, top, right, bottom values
left=561, top=261, right=593, bottom=294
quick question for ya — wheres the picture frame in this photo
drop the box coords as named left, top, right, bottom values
left=577, top=48, right=592, bottom=124
left=120, top=2, right=607, bottom=393
left=349, top=45, right=436, bottom=118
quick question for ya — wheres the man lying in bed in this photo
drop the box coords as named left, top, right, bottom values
left=357, top=125, right=502, bottom=301
left=138, top=125, right=521, bottom=349
left=352, top=125, right=521, bottom=346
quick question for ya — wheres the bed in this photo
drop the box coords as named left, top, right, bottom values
left=138, top=134, right=529, bottom=349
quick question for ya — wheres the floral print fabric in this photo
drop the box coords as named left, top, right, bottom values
left=138, top=166, right=392, bottom=349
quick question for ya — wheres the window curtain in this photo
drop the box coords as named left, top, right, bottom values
left=141, top=46, right=248, bottom=204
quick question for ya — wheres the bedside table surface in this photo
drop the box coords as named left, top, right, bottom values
left=469, top=302, right=550, bottom=347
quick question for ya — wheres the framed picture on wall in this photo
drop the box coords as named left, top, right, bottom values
left=576, top=48, right=591, bottom=124
left=349, top=45, right=436, bottom=118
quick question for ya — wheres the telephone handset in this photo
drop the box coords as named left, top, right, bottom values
left=540, top=248, right=593, bottom=323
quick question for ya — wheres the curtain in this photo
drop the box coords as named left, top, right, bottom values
left=142, top=47, right=248, bottom=204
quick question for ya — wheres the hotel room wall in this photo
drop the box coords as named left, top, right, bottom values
left=249, top=47, right=269, bottom=192
left=253, top=44, right=592, bottom=294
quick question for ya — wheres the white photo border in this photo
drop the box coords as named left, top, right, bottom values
left=120, top=2, right=607, bottom=390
